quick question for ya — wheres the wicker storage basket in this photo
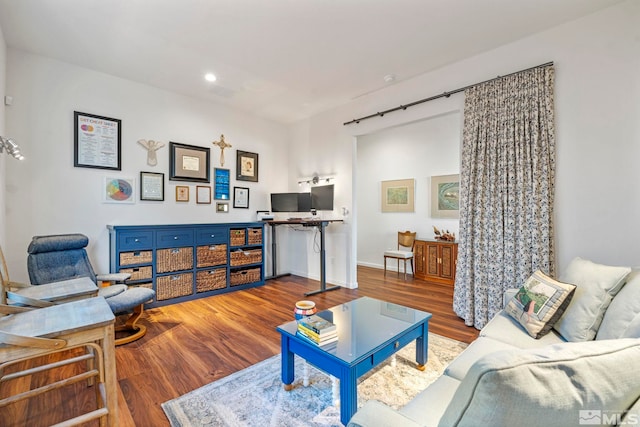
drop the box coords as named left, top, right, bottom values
left=157, top=247, right=193, bottom=273
left=156, top=273, right=193, bottom=300
left=230, top=268, right=261, bottom=287
left=247, top=228, right=263, bottom=245
left=230, top=249, right=262, bottom=266
left=119, top=250, right=152, bottom=266
left=230, top=229, right=246, bottom=246
left=118, top=266, right=152, bottom=281
left=196, top=244, right=227, bottom=268
left=196, top=268, right=227, bottom=293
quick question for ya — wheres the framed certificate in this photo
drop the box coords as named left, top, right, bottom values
left=140, top=172, right=164, bottom=201
left=233, top=186, right=249, bottom=209
left=169, top=142, right=210, bottom=183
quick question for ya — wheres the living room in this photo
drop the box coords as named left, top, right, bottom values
left=1, top=1, right=639, bottom=426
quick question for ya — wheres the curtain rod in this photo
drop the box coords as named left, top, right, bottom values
left=343, top=61, right=554, bottom=126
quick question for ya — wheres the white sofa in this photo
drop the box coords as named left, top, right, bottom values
left=348, top=258, right=640, bottom=427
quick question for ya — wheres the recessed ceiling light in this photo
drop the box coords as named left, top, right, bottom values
left=204, top=73, right=217, bottom=82
left=383, top=74, right=396, bottom=83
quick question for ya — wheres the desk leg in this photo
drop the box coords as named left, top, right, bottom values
left=281, top=335, right=295, bottom=391
left=340, top=368, right=357, bottom=426
left=305, top=221, right=340, bottom=296
left=415, top=323, right=429, bottom=371
left=102, top=323, right=118, bottom=427
left=266, top=223, right=291, bottom=281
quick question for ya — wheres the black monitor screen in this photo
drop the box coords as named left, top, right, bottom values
left=270, top=192, right=311, bottom=212
left=311, top=184, right=334, bottom=211
left=297, top=192, right=312, bottom=212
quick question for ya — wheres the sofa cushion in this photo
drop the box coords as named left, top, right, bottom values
left=480, top=310, right=566, bottom=349
left=444, top=337, right=517, bottom=381
left=438, top=338, right=640, bottom=427
left=622, top=313, right=640, bottom=338
left=504, top=270, right=575, bottom=339
left=597, top=269, right=640, bottom=340
left=399, top=375, right=460, bottom=427
left=553, top=257, right=630, bottom=341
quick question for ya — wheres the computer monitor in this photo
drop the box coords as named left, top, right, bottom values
left=311, top=184, right=334, bottom=211
left=270, top=192, right=311, bottom=212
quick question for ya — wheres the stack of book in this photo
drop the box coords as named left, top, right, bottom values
left=297, top=314, right=338, bottom=347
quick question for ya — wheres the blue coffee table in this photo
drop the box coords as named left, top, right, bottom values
left=277, top=296, right=432, bottom=425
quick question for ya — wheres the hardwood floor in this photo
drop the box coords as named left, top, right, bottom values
left=1, top=266, right=478, bottom=427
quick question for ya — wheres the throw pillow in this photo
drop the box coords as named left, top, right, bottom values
left=596, top=269, right=640, bottom=340
left=439, top=339, right=640, bottom=427
left=504, top=270, right=576, bottom=339
left=553, top=257, right=631, bottom=341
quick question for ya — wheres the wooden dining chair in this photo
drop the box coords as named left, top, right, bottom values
left=0, top=297, right=118, bottom=426
left=383, top=231, right=417, bottom=280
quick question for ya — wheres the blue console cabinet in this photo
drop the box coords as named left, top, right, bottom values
left=108, top=223, right=265, bottom=308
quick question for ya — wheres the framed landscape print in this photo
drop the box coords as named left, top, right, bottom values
left=431, top=174, right=460, bottom=218
left=169, top=142, right=210, bottom=183
left=236, top=150, right=258, bottom=182
left=381, top=178, right=415, bottom=212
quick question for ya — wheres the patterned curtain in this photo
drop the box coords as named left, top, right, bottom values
left=453, top=65, right=556, bottom=329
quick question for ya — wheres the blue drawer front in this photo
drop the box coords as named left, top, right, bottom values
left=196, top=227, right=228, bottom=245
left=119, top=231, right=153, bottom=250
left=156, top=229, right=195, bottom=248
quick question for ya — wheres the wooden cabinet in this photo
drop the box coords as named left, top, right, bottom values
left=414, top=239, right=457, bottom=285
left=108, top=222, right=265, bottom=308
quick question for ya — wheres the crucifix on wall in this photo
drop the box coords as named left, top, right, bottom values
left=212, top=134, right=232, bottom=166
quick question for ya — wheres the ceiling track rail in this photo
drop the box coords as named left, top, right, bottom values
left=343, top=61, right=553, bottom=126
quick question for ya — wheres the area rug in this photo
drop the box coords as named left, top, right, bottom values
left=162, top=333, right=467, bottom=427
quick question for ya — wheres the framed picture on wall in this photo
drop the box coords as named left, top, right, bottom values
left=169, top=142, right=210, bottom=183
left=431, top=174, right=460, bottom=218
left=236, top=150, right=258, bottom=182
left=233, top=186, right=249, bottom=209
left=214, top=168, right=230, bottom=200
left=175, top=185, right=190, bottom=202
left=196, top=186, right=212, bottom=204
left=74, top=111, right=122, bottom=170
left=140, top=171, right=164, bottom=201
left=381, top=178, right=415, bottom=212
left=103, top=176, right=135, bottom=203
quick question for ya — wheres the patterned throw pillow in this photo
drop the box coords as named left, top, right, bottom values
left=505, top=270, right=576, bottom=339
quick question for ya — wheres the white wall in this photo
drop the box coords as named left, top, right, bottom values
left=0, top=24, right=6, bottom=248
left=357, top=112, right=461, bottom=271
left=288, top=0, right=640, bottom=288
left=3, top=1, right=638, bottom=289
left=4, top=51, right=289, bottom=282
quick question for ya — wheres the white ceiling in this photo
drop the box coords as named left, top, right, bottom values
left=0, top=0, right=624, bottom=124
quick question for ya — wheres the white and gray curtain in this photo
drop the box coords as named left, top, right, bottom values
left=453, top=65, right=556, bottom=329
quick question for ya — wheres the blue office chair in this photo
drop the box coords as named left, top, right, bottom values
left=27, top=233, right=155, bottom=345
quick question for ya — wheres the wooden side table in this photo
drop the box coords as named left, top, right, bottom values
left=0, top=297, right=117, bottom=426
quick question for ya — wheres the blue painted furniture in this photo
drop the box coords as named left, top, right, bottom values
left=277, top=296, right=432, bottom=426
left=108, top=223, right=265, bottom=308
